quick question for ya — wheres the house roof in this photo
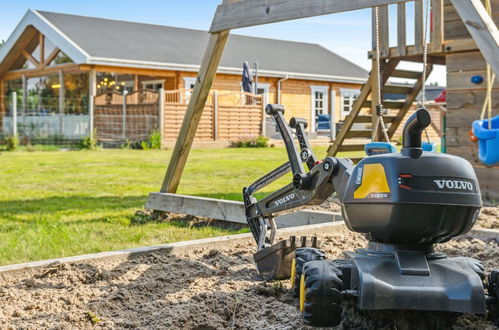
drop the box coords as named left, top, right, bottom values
left=0, top=10, right=368, bottom=83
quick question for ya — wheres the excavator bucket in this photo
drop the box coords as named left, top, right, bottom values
left=253, top=236, right=321, bottom=281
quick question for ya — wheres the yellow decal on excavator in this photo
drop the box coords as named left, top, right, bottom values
left=354, top=163, right=391, bottom=199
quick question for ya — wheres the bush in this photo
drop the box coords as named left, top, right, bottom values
left=6, top=136, right=19, bottom=151
left=148, top=130, right=161, bottom=150
left=80, top=135, right=97, bottom=150
left=230, top=136, right=269, bottom=148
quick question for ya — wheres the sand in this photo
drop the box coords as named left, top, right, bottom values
left=0, top=223, right=497, bottom=330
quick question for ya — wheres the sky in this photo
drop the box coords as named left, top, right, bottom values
left=0, top=0, right=445, bottom=85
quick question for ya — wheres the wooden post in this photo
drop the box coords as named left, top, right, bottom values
left=397, top=3, right=407, bottom=56
left=160, top=30, right=230, bottom=193
left=213, top=90, right=219, bottom=140
left=372, top=6, right=389, bottom=58
left=59, top=70, right=64, bottom=136
left=22, top=75, right=27, bottom=127
left=430, top=0, right=443, bottom=52
left=261, top=92, right=266, bottom=137
left=88, top=70, right=96, bottom=138
left=159, top=88, right=165, bottom=149
left=414, top=0, right=424, bottom=53
left=12, top=91, right=17, bottom=137
left=39, top=33, right=45, bottom=65
left=122, top=90, right=128, bottom=140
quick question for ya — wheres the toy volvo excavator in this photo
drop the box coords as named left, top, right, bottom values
left=243, top=104, right=499, bottom=326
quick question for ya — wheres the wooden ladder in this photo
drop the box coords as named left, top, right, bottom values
left=327, top=58, right=433, bottom=161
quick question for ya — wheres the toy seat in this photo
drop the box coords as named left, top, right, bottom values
left=365, top=142, right=397, bottom=156
left=472, top=115, right=499, bottom=166
left=422, top=142, right=436, bottom=152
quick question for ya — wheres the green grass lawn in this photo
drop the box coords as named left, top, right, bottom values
left=0, top=146, right=362, bottom=265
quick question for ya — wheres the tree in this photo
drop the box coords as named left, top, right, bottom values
left=0, top=40, right=4, bottom=49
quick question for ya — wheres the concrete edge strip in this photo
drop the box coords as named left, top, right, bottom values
left=1, top=223, right=496, bottom=275
left=0, top=221, right=346, bottom=274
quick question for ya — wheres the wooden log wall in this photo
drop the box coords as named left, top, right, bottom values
left=445, top=0, right=499, bottom=199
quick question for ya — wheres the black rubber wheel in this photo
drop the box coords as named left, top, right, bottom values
left=301, top=259, right=347, bottom=327
left=487, top=270, right=499, bottom=325
left=291, top=247, right=326, bottom=297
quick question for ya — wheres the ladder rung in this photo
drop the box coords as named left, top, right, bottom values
left=391, top=69, right=421, bottom=79
left=383, top=85, right=413, bottom=95
left=354, top=115, right=397, bottom=123
left=363, top=100, right=405, bottom=109
left=345, top=130, right=372, bottom=138
left=338, top=144, right=366, bottom=152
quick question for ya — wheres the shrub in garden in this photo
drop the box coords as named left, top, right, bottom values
left=230, top=136, right=269, bottom=148
left=6, top=135, right=19, bottom=151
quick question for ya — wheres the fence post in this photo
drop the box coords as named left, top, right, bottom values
left=88, top=69, right=96, bottom=139
left=89, top=95, right=94, bottom=138
left=12, top=91, right=17, bottom=137
left=213, top=91, right=218, bottom=140
left=122, top=90, right=128, bottom=140
left=59, top=70, right=65, bottom=137
left=261, top=93, right=267, bottom=137
left=159, top=88, right=165, bottom=149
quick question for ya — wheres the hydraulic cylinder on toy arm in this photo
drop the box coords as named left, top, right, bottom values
left=243, top=104, right=353, bottom=252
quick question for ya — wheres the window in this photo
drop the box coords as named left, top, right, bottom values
left=255, top=83, right=270, bottom=105
left=183, top=77, right=196, bottom=90
left=341, top=89, right=360, bottom=116
left=310, top=86, right=329, bottom=132
left=142, top=80, right=164, bottom=91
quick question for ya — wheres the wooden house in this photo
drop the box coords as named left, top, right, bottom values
left=0, top=10, right=369, bottom=142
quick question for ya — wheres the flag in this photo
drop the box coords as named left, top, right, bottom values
left=242, top=61, right=253, bottom=93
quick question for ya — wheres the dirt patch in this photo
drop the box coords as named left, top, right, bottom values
left=0, top=225, right=497, bottom=329
left=479, top=207, right=499, bottom=229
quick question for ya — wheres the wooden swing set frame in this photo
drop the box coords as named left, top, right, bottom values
left=146, top=0, right=499, bottom=222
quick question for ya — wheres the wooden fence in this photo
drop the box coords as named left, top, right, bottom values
left=162, top=89, right=264, bottom=142
left=92, top=89, right=264, bottom=144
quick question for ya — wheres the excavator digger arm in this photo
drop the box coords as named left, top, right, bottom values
left=243, top=104, right=353, bottom=280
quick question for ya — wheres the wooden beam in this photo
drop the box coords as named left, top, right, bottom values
left=21, top=49, right=39, bottom=67
left=78, top=64, right=177, bottom=77
left=372, top=6, right=390, bottom=57
left=39, top=33, right=45, bottom=65
left=210, top=0, right=412, bottom=32
left=45, top=47, right=60, bottom=66
left=160, top=30, right=230, bottom=193
left=4, top=63, right=80, bottom=80
left=414, top=0, right=424, bottom=53
left=450, top=0, right=499, bottom=77
left=145, top=192, right=343, bottom=228
left=430, top=0, right=444, bottom=52
left=0, top=26, right=38, bottom=77
left=397, top=3, right=407, bottom=56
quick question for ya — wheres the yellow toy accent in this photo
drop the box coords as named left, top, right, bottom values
left=354, top=163, right=390, bottom=199
left=299, top=274, right=306, bottom=312
left=290, top=257, right=296, bottom=289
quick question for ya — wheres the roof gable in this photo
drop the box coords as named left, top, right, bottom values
left=1, top=10, right=368, bottom=82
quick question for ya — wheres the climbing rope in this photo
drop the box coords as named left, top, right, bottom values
left=420, top=0, right=431, bottom=107
left=480, top=0, right=495, bottom=129
left=372, top=6, right=390, bottom=143
left=419, top=0, right=432, bottom=144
